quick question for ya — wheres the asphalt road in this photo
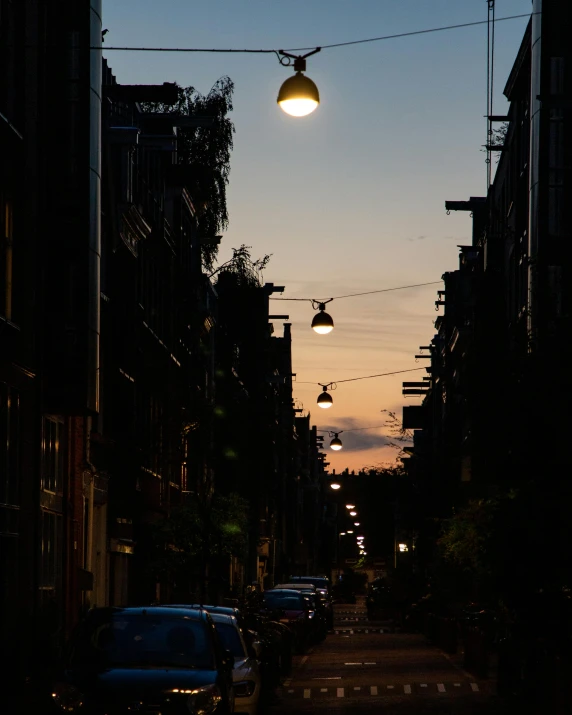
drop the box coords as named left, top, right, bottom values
left=265, top=597, right=514, bottom=715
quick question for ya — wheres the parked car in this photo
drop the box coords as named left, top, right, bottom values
left=209, top=612, right=261, bottom=715
left=51, top=606, right=235, bottom=714
left=273, top=584, right=329, bottom=638
left=170, top=602, right=287, bottom=687
left=288, top=575, right=331, bottom=598
left=261, top=589, right=315, bottom=653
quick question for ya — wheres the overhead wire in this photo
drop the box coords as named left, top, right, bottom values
left=295, top=367, right=426, bottom=386
left=94, top=13, right=535, bottom=54
left=270, top=280, right=442, bottom=304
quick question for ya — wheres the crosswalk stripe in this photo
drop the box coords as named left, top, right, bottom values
left=303, top=689, right=310, bottom=699
left=470, top=682, right=480, bottom=692
left=320, top=688, right=327, bottom=692
left=337, top=687, right=344, bottom=698
left=371, top=686, right=378, bottom=695
left=437, top=683, right=445, bottom=692
left=404, top=684, right=412, bottom=694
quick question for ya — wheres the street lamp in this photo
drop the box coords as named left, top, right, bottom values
left=354, top=522, right=360, bottom=526
left=345, top=504, right=355, bottom=510
left=349, top=510, right=357, bottom=517
left=330, top=433, right=343, bottom=451
left=277, top=49, right=321, bottom=117
left=311, top=303, right=334, bottom=334
left=329, top=480, right=341, bottom=490
left=317, top=385, right=333, bottom=408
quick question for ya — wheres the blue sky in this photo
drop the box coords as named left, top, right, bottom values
left=101, top=0, right=531, bottom=469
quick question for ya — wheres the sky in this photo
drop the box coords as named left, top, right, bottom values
left=101, top=0, right=531, bottom=472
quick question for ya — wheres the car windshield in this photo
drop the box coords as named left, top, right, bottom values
left=263, top=593, right=305, bottom=610
left=292, top=577, right=329, bottom=589
left=214, top=622, right=246, bottom=658
left=70, top=613, right=216, bottom=670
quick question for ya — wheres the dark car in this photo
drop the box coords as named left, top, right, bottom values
left=50, top=606, right=235, bottom=714
left=261, top=589, right=315, bottom=653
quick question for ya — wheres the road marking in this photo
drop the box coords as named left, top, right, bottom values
left=303, top=689, right=310, bottom=699
left=320, top=688, right=327, bottom=692
left=300, top=656, right=309, bottom=665
left=371, top=686, right=378, bottom=695
left=344, top=662, right=362, bottom=665
left=470, top=682, right=480, bottom=692
left=364, top=662, right=376, bottom=665
left=387, top=685, right=394, bottom=689
left=287, top=689, right=294, bottom=693
left=404, top=684, right=412, bottom=694
left=349, top=629, right=354, bottom=634
left=337, top=687, right=344, bottom=698
left=283, top=680, right=291, bottom=687
left=437, top=683, right=445, bottom=692
left=365, top=629, right=369, bottom=633
left=354, top=686, right=361, bottom=690
left=454, top=683, right=461, bottom=687
left=312, top=677, right=341, bottom=680
left=420, top=684, right=427, bottom=688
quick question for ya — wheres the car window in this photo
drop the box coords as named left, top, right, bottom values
left=214, top=622, right=246, bottom=658
left=71, top=613, right=216, bottom=670
left=263, top=593, right=305, bottom=609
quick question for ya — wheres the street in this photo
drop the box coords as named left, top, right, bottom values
left=267, top=598, right=510, bottom=714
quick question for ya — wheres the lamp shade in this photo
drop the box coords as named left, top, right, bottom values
left=311, top=309, right=334, bottom=334
left=277, top=72, right=320, bottom=117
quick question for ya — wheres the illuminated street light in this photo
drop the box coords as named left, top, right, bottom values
left=330, top=480, right=341, bottom=490
left=317, top=385, right=333, bottom=408
left=339, top=532, right=346, bottom=536
left=311, top=303, right=334, bottom=334
left=347, top=530, right=354, bottom=534
left=345, top=504, right=355, bottom=510
left=398, top=543, right=408, bottom=552
left=349, top=510, right=357, bottom=517
left=277, top=49, right=321, bottom=117
left=354, top=522, right=360, bottom=526
left=330, top=433, right=343, bottom=451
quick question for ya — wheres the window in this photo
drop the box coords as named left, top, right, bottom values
left=39, top=509, right=62, bottom=591
left=41, top=416, right=64, bottom=493
left=0, top=382, right=19, bottom=510
left=0, top=192, right=13, bottom=321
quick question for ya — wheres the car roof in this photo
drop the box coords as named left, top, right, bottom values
left=274, top=583, right=316, bottom=590
left=87, top=606, right=209, bottom=621
left=166, top=604, right=240, bottom=616
left=208, top=612, right=238, bottom=626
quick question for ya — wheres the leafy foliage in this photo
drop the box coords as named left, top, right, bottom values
left=437, top=498, right=500, bottom=575
left=149, top=492, right=249, bottom=581
left=140, top=78, right=235, bottom=272
left=211, top=244, right=272, bottom=288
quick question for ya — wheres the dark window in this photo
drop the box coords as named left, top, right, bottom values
left=0, top=382, right=19, bottom=517
left=41, top=416, right=64, bottom=493
left=39, top=510, right=62, bottom=591
left=214, top=621, right=245, bottom=658
left=71, top=613, right=215, bottom=670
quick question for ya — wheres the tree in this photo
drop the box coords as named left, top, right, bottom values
left=210, top=244, right=272, bottom=287
left=141, top=78, right=235, bottom=271
left=149, top=492, right=249, bottom=603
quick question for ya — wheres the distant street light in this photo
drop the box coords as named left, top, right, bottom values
left=345, top=504, right=355, bottom=510
left=330, top=480, right=341, bottom=490
left=349, top=510, right=357, bottom=516
left=277, top=49, right=321, bottom=117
